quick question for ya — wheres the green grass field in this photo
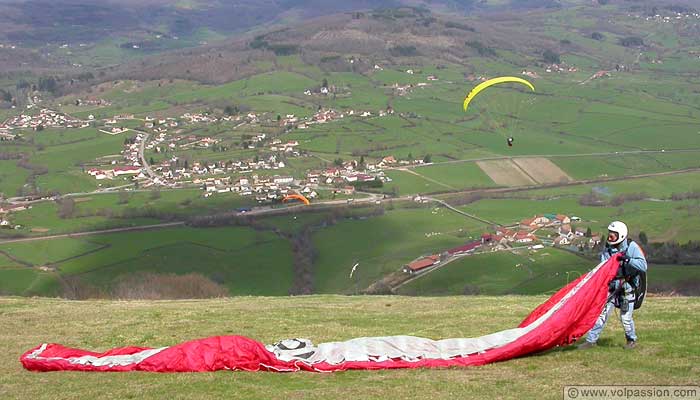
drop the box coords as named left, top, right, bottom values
left=0, top=295, right=698, bottom=400
left=399, top=249, right=594, bottom=296
left=0, top=226, right=295, bottom=296
left=311, top=207, right=489, bottom=293
left=398, top=249, right=700, bottom=296
left=460, top=196, right=700, bottom=242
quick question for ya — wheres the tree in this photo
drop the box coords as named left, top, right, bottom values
left=359, top=155, right=365, bottom=169
left=118, top=191, right=129, bottom=205
left=0, top=90, right=11, bottom=102
left=543, top=49, right=561, bottom=64
left=585, top=227, right=592, bottom=238
left=322, top=78, right=328, bottom=88
left=149, top=157, right=155, bottom=165
left=620, top=36, right=644, bottom=47
left=639, top=231, right=648, bottom=246
left=224, top=105, right=238, bottom=115
left=591, top=32, right=605, bottom=41
left=57, top=198, right=75, bottom=219
left=334, top=158, right=344, bottom=166
left=465, top=41, right=496, bottom=57
left=423, top=154, right=432, bottom=164
left=38, top=76, right=58, bottom=94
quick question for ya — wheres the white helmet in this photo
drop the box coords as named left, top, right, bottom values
left=607, top=221, right=628, bottom=245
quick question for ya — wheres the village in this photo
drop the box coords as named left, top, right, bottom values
left=402, top=213, right=602, bottom=276
left=29, top=101, right=412, bottom=199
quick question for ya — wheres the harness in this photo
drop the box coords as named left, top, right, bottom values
left=606, top=240, right=647, bottom=310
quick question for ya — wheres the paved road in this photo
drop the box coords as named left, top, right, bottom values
left=134, top=129, right=157, bottom=179
left=0, top=222, right=185, bottom=244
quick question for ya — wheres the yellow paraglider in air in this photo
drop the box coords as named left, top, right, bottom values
left=462, top=76, right=535, bottom=112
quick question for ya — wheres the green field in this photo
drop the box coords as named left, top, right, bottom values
left=399, top=249, right=700, bottom=296
left=1, top=296, right=698, bottom=400
left=0, top=226, right=295, bottom=296
left=311, top=207, right=489, bottom=293
left=460, top=196, right=700, bottom=243
left=399, top=249, right=594, bottom=296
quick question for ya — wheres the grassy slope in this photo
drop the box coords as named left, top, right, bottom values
left=0, top=226, right=295, bottom=296
left=312, top=207, right=489, bottom=293
left=398, top=249, right=700, bottom=296
left=0, top=296, right=698, bottom=400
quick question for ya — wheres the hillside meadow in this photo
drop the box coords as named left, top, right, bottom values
left=0, top=295, right=698, bottom=400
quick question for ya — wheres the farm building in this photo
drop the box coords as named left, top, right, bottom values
left=403, top=255, right=440, bottom=275
left=447, top=241, right=481, bottom=256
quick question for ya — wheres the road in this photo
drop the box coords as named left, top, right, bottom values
left=0, top=222, right=185, bottom=244
left=424, top=197, right=497, bottom=225
left=134, top=129, right=157, bottom=179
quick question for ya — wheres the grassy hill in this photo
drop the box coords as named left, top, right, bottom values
left=1, top=295, right=698, bottom=400
left=2, top=2, right=700, bottom=300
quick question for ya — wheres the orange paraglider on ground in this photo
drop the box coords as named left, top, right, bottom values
left=282, top=194, right=310, bottom=206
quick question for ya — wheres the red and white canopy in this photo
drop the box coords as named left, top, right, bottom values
left=21, top=258, right=619, bottom=373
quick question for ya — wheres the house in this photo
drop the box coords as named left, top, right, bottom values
left=589, top=235, right=602, bottom=246
left=381, top=155, right=397, bottom=165
left=403, top=255, right=440, bottom=275
left=447, top=241, right=481, bottom=255
left=112, top=166, right=141, bottom=176
left=555, top=214, right=571, bottom=225
left=273, top=175, right=294, bottom=185
left=520, top=217, right=538, bottom=230
left=515, top=231, right=537, bottom=243
left=496, top=227, right=516, bottom=241
left=554, top=236, right=570, bottom=246
left=575, top=227, right=587, bottom=237
left=0, top=204, right=28, bottom=213
left=559, top=224, right=573, bottom=237
left=533, top=215, right=550, bottom=226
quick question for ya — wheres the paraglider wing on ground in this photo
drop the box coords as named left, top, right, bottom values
left=20, top=258, right=620, bottom=373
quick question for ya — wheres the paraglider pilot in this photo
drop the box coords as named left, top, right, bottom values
left=578, top=221, right=647, bottom=350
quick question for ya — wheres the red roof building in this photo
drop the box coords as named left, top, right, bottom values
left=447, top=241, right=481, bottom=255
left=403, top=255, right=440, bottom=274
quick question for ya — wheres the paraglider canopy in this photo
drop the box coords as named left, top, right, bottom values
left=463, top=76, right=535, bottom=112
left=283, top=194, right=310, bottom=206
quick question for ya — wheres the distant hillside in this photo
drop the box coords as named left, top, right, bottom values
left=93, top=1, right=698, bottom=84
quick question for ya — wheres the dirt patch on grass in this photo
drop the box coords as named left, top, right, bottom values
left=512, top=158, right=572, bottom=184
left=30, top=228, right=49, bottom=233
left=73, top=197, right=92, bottom=203
left=476, top=160, right=537, bottom=186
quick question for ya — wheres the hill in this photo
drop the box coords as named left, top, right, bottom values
left=2, top=1, right=700, bottom=299
left=1, top=295, right=698, bottom=399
